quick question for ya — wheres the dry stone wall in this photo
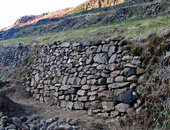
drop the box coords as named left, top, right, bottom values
left=25, top=37, right=145, bottom=117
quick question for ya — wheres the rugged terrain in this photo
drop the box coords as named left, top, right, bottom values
left=0, top=0, right=170, bottom=130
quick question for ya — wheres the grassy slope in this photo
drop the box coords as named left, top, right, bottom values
left=0, top=15, right=170, bottom=46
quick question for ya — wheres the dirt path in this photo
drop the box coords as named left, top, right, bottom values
left=1, top=79, right=112, bottom=129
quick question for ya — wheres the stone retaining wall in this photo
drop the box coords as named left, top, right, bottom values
left=25, top=37, right=145, bottom=117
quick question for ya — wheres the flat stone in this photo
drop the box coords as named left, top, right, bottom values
left=35, top=73, right=40, bottom=82
left=98, top=78, right=106, bottom=85
left=73, top=102, right=85, bottom=110
left=106, top=64, right=117, bottom=71
left=102, top=102, right=114, bottom=111
left=94, top=53, right=108, bottom=64
left=124, top=63, right=137, bottom=68
left=108, top=45, right=116, bottom=56
left=60, top=85, right=71, bottom=90
left=127, top=75, right=138, bottom=82
left=78, top=96, right=88, bottom=102
left=115, top=103, right=130, bottom=112
left=123, top=68, right=136, bottom=77
left=115, top=76, right=127, bottom=82
left=137, top=68, right=145, bottom=75
left=114, top=88, right=136, bottom=104
left=59, top=124, right=72, bottom=130
left=122, top=55, right=133, bottom=61
left=60, top=42, right=71, bottom=47
left=98, top=91, right=114, bottom=101
left=110, top=71, right=120, bottom=78
left=109, top=54, right=117, bottom=64
left=66, top=101, right=74, bottom=110
left=85, top=101, right=102, bottom=109
left=77, top=90, right=87, bottom=96
left=82, top=85, right=90, bottom=90
left=110, top=111, right=119, bottom=117
left=108, top=82, right=130, bottom=89
left=102, top=44, right=109, bottom=52
left=107, top=77, right=114, bottom=84
left=131, top=60, right=141, bottom=65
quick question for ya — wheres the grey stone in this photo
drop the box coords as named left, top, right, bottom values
left=138, top=74, right=147, bottom=83
left=108, top=82, right=130, bottom=89
left=59, top=124, right=72, bottom=130
left=107, top=77, right=114, bottom=84
left=85, top=101, right=102, bottom=109
left=109, top=54, right=117, bottom=64
left=98, top=78, right=106, bottom=85
left=131, top=60, right=141, bottom=65
left=110, top=70, right=120, bottom=78
left=123, top=68, right=136, bottom=77
left=102, top=44, right=109, bottom=52
left=108, top=45, right=116, bottom=56
left=98, top=91, right=114, bottom=101
left=110, top=111, right=119, bottom=117
left=94, top=53, right=108, bottom=64
left=77, top=90, right=87, bottom=96
left=114, top=88, right=136, bottom=104
left=88, top=91, right=98, bottom=96
left=82, top=85, right=90, bottom=90
left=60, top=85, right=71, bottom=90
left=74, top=102, right=85, bottom=110
left=102, top=102, right=114, bottom=111
left=89, top=96, right=98, bottom=101
left=115, top=103, right=130, bottom=112
left=127, top=75, right=138, bottom=82
left=137, top=68, right=145, bottom=75
left=122, top=55, right=133, bottom=61
left=115, top=76, right=127, bottom=82
left=78, top=96, right=88, bottom=102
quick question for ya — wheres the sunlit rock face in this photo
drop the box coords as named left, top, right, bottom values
left=85, top=0, right=125, bottom=10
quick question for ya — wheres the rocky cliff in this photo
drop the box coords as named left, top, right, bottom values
left=85, top=0, right=125, bottom=10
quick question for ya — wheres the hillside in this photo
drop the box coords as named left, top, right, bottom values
left=1, top=0, right=125, bottom=31
left=0, top=0, right=170, bottom=129
left=0, top=0, right=169, bottom=42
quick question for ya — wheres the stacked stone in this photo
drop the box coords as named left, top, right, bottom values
left=26, top=36, right=145, bottom=117
left=0, top=112, right=80, bottom=129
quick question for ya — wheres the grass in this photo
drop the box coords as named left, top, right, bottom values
left=0, top=73, right=11, bottom=80
left=0, top=15, right=169, bottom=46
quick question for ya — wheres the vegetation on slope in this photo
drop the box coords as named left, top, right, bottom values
left=0, top=15, right=169, bottom=46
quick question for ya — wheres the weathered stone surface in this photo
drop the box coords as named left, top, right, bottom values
left=114, top=88, right=136, bottom=104
left=109, top=54, right=117, bottom=64
left=98, top=91, right=114, bottom=101
left=85, top=101, right=102, bottom=109
left=110, top=70, right=120, bottom=78
left=60, top=85, right=71, bottom=90
left=94, top=53, right=108, bottom=64
left=115, top=76, right=127, bottom=82
left=102, top=102, right=114, bottom=111
left=107, top=77, right=114, bottom=84
left=108, top=45, right=116, bottom=56
left=127, top=75, right=138, bottom=82
left=78, top=96, right=88, bottom=102
left=115, top=103, right=130, bottom=112
left=137, top=68, right=145, bottom=75
left=81, top=85, right=90, bottom=90
left=122, top=55, right=133, bottom=61
left=108, top=82, right=130, bottom=89
left=77, top=90, right=87, bottom=96
left=73, top=102, right=85, bottom=110
left=110, top=111, right=119, bottom=117
left=35, top=73, right=39, bottom=82
left=123, top=68, right=136, bottom=77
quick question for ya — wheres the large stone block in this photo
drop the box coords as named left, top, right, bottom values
left=93, top=53, right=108, bottom=64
